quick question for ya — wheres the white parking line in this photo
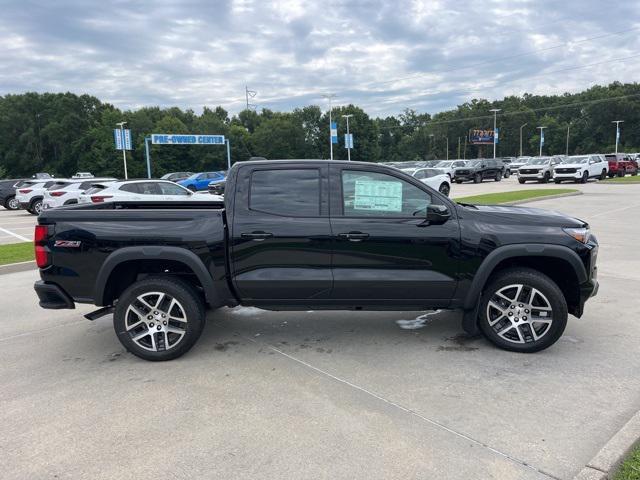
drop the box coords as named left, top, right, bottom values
left=0, top=226, right=30, bottom=242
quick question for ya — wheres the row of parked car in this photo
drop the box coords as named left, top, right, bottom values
left=384, top=152, right=639, bottom=185
left=0, top=171, right=227, bottom=214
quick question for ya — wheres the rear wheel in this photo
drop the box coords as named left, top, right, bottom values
left=618, top=169, right=625, bottom=177
left=187, top=185, right=197, bottom=192
left=504, top=170, right=511, bottom=178
left=554, top=179, right=562, bottom=184
left=29, top=199, right=43, bottom=215
left=478, top=268, right=568, bottom=353
left=113, top=276, right=206, bottom=361
left=438, top=182, right=450, bottom=196
left=495, top=172, right=502, bottom=182
left=4, top=196, right=19, bottom=210
left=599, top=170, right=607, bottom=180
left=455, top=179, right=462, bottom=184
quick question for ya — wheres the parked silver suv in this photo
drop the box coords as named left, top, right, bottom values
left=517, top=157, right=563, bottom=184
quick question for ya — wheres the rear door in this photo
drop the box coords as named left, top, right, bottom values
left=230, top=164, right=332, bottom=303
left=329, top=165, right=459, bottom=306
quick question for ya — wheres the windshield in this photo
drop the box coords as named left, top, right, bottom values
left=527, top=158, right=549, bottom=165
left=565, top=156, right=588, bottom=164
left=422, top=168, right=445, bottom=177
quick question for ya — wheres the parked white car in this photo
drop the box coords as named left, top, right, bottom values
left=517, top=157, right=563, bottom=183
left=509, top=156, right=531, bottom=172
left=553, top=155, right=608, bottom=183
left=78, top=179, right=224, bottom=204
left=402, top=167, right=451, bottom=196
left=433, top=160, right=467, bottom=179
left=43, top=178, right=117, bottom=210
left=15, top=179, right=61, bottom=214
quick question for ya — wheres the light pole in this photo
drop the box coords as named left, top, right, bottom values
left=457, top=137, right=461, bottom=159
left=116, top=121, right=128, bottom=179
left=537, top=126, right=546, bottom=157
left=612, top=120, right=624, bottom=154
left=429, top=134, right=435, bottom=158
left=566, top=123, right=571, bottom=156
left=489, top=108, right=501, bottom=159
left=321, top=93, right=337, bottom=160
left=519, top=123, right=527, bottom=157
left=445, top=136, right=449, bottom=161
left=342, top=114, right=353, bottom=161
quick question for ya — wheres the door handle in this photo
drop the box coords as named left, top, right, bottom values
left=241, top=232, right=273, bottom=241
left=338, top=232, right=369, bottom=242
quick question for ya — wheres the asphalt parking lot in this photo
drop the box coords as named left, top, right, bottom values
left=1, top=181, right=639, bottom=479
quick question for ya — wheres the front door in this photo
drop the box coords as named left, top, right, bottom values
left=230, top=164, right=332, bottom=303
left=329, top=165, right=460, bottom=307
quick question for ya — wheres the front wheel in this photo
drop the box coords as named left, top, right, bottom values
left=518, top=178, right=526, bottom=184
left=473, top=173, right=482, bottom=183
left=4, top=196, right=19, bottom=210
left=438, top=182, right=450, bottom=196
left=504, top=170, right=511, bottom=178
left=113, top=276, right=206, bottom=361
left=541, top=172, right=550, bottom=184
left=580, top=171, right=588, bottom=184
left=478, top=268, right=568, bottom=353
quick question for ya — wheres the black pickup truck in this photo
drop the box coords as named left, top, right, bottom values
left=34, top=160, right=599, bottom=361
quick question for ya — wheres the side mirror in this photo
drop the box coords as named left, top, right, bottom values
left=424, top=204, right=451, bottom=225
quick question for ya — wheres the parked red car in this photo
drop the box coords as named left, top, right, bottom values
left=605, top=154, right=638, bottom=177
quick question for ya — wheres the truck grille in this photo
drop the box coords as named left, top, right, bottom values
left=456, top=170, right=470, bottom=175
left=519, top=169, right=539, bottom=174
left=555, top=168, right=577, bottom=174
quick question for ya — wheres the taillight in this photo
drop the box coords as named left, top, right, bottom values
left=50, top=191, right=66, bottom=197
left=91, top=195, right=113, bottom=203
left=19, top=189, right=33, bottom=194
left=34, top=225, right=49, bottom=268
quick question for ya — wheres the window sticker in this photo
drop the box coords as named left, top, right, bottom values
left=353, top=179, right=402, bottom=212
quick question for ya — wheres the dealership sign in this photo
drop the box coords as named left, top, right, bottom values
left=151, top=134, right=225, bottom=145
left=469, top=129, right=496, bottom=145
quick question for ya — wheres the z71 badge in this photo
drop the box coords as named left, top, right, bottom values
left=54, top=240, right=81, bottom=248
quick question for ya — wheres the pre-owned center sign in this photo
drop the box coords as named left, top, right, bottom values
left=151, top=134, right=225, bottom=145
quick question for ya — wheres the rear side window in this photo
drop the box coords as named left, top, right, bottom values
left=159, top=182, right=189, bottom=195
left=250, top=169, right=320, bottom=217
left=137, top=182, right=163, bottom=195
left=43, top=181, right=56, bottom=188
left=120, top=183, right=141, bottom=193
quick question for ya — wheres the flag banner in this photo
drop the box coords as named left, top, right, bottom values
left=345, top=133, right=354, bottom=148
left=330, top=122, right=338, bottom=144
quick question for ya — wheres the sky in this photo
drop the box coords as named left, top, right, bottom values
left=1, top=0, right=639, bottom=117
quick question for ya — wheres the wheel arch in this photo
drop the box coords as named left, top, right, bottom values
left=461, top=244, right=587, bottom=334
left=94, top=246, right=222, bottom=308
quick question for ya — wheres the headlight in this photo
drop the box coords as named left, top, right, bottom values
left=563, top=227, right=590, bottom=244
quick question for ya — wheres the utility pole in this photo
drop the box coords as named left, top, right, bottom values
left=537, top=126, right=546, bottom=157
left=612, top=120, right=624, bottom=154
left=321, top=93, right=337, bottom=160
left=519, top=123, right=527, bottom=157
left=463, top=135, right=467, bottom=160
left=489, top=108, right=501, bottom=159
left=342, top=114, right=353, bottom=161
left=116, top=121, right=128, bottom=179
left=245, top=86, right=257, bottom=110
left=445, top=136, right=449, bottom=161
left=566, top=124, right=571, bottom=156
left=457, top=137, right=461, bottom=159
left=429, top=134, right=435, bottom=158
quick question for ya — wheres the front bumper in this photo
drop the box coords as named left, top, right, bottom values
left=518, top=173, right=545, bottom=180
left=554, top=172, right=583, bottom=180
left=34, top=281, right=75, bottom=309
left=455, top=173, right=477, bottom=181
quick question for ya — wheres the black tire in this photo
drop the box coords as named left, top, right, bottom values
left=187, top=185, right=197, bottom=192
left=438, top=182, right=450, bottom=196
left=29, top=198, right=43, bottom=215
left=495, top=172, right=502, bottom=182
left=455, top=179, right=462, bottom=184
left=518, top=178, right=526, bottom=184
left=608, top=172, right=614, bottom=178
left=618, top=169, right=625, bottom=178
left=478, top=268, right=568, bottom=353
left=4, top=196, right=19, bottom=210
left=554, top=179, right=562, bottom=184
left=114, top=276, right=206, bottom=361
left=504, top=170, right=511, bottom=178
left=541, top=171, right=550, bottom=184
left=599, top=170, right=607, bottom=180
left=580, top=171, right=588, bottom=184
left=632, top=170, right=638, bottom=176
left=473, top=173, right=482, bottom=183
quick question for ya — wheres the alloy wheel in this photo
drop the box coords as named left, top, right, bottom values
left=125, top=292, right=188, bottom=352
left=7, top=197, right=19, bottom=210
left=439, top=183, right=450, bottom=196
left=486, top=283, right=553, bottom=344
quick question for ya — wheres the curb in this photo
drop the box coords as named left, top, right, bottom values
left=499, top=190, right=583, bottom=206
left=0, top=260, right=36, bottom=275
left=574, top=409, right=640, bottom=479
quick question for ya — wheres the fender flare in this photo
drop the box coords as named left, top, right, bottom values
left=94, top=246, right=219, bottom=307
left=460, top=244, right=588, bottom=335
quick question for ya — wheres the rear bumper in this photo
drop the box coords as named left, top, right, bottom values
left=34, top=281, right=75, bottom=309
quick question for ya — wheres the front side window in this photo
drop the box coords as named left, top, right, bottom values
left=250, top=169, right=320, bottom=217
left=120, top=184, right=141, bottom=194
left=138, top=182, right=163, bottom=195
left=159, top=182, right=189, bottom=195
left=341, top=170, right=431, bottom=217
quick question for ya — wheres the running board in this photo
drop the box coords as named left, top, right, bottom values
left=84, top=306, right=114, bottom=321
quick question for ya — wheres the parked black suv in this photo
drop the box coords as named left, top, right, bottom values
left=454, top=159, right=504, bottom=183
left=34, top=160, right=598, bottom=361
left=0, top=179, right=24, bottom=210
